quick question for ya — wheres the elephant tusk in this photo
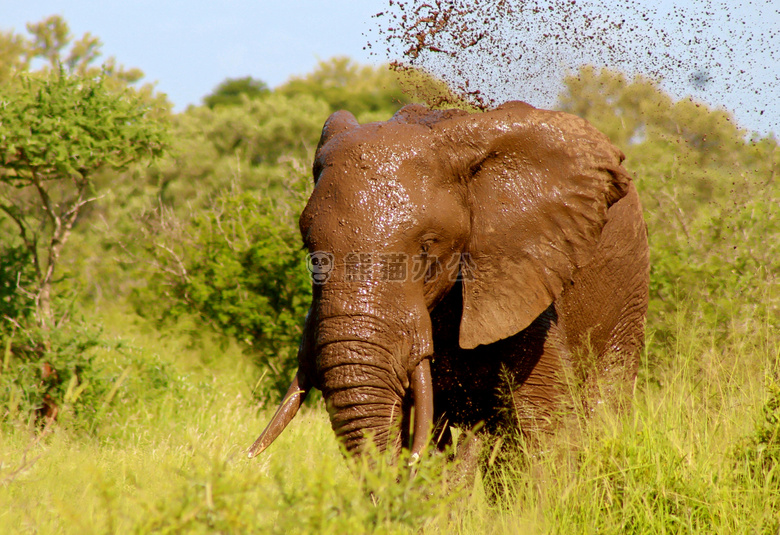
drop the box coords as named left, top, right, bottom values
left=247, top=371, right=310, bottom=459
left=410, top=358, right=434, bottom=460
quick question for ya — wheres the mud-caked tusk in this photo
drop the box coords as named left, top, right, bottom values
left=410, top=359, right=434, bottom=459
left=247, top=371, right=309, bottom=458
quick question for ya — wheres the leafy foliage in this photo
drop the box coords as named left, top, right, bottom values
left=203, top=76, right=270, bottom=108
left=146, top=92, right=328, bottom=210
left=0, top=70, right=166, bottom=181
left=0, top=16, right=169, bottom=428
left=278, top=56, right=412, bottom=122
left=0, top=29, right=30, bottom=83
left=1, top=322, right=125, bottom=431
left=0, top=68, right=168, bottom=328
left=123, top=92, right=325, bottom=400
left=137, top=180, right=312, bottom=399
left=0, top=242, right=34, bottom=324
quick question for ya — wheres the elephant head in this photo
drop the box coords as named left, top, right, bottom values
left=248, top=101, right=631, bottom=459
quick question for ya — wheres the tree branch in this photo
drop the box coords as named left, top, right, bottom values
left=63, top=192, right=105, bottom=221
left=154, top=242, right=189, bottom=280
left=32, top=171, right=61, bottom=242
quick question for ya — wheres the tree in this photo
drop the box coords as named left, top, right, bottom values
left=0, top=15, right=170, bottom=330
left=0, top=70, right=168, bottom=328
left=278, top=57, right=413, bottom=122
left=1, top=15, right=146, bottom=87
left=145, top=92, right=329, bottom=212
left=0, top=30, right=30, bottom=83
left=203, top=76, right=270, bottom=108
left=0, top=16, right=170, bottom=425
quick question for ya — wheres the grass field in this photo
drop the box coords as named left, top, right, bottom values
left=1, top=303, right=777, bottom=534
left=1, top=23, right=777, bottom=532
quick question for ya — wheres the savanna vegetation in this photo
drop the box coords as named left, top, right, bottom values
left=0, top=15, right=778, bottom=534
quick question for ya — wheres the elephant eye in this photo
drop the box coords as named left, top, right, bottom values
left=420, top=235, right=440, bottom=254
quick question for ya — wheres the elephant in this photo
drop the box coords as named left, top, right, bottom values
left=248, top=100, right=649, bottom=472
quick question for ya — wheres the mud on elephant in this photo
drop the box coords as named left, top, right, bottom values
left=248, top=101, right=649, bottom=472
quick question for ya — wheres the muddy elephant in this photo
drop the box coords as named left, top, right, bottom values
left=248, top=101, right=649, bottom=467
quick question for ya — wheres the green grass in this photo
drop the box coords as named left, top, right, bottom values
left=0, top=305, right=778, bottom=534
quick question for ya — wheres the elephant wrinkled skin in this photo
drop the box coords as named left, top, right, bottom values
left=249, top=101, right=650, bottom=468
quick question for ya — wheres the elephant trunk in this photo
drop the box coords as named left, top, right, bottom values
left=248, top=283, right=436, bottom=460
left=315, top=290, right=434, bottom=457
left=318, top=339, right=407, bottom=456
left=320, top=348, right=435, bottom=458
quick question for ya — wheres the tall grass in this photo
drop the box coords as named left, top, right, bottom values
left=0, top=302, right=777, bottom=533
left=486, top=309, right=779, bottom=534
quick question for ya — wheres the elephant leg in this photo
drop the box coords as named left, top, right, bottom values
left=559, top=185, right=650, bottom=413
left=580, top=276, right=648, bottom=416
left=503, top=311, right=577, bottom=444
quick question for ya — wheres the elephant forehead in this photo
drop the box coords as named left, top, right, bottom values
left=356, top=174, right=417, bottom=231
left=304, top=162, right=429, bottom=249
left=320, top=120, right=429, bottom=166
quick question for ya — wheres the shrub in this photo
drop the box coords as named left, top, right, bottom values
left=0, top=319, right=178, bottom=433
left=1, top=322, right=110, bottom=428
left=734, top=374, right=780, bottom=488
left=136, top=174, right=312, bottom=402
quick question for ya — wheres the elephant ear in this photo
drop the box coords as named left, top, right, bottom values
left=312, top=110, right=359, bottom=184
left=436, top=101, right=631, bottom=349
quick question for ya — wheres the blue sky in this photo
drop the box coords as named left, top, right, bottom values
left=2, top=1, right=778, bottom=135
left=2, top=1, right=385, bottom=107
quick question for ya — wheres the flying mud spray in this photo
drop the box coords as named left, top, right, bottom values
left=366, top=0, right=778, bottom=135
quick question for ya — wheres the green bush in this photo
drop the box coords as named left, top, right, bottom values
left=0, top=322, right=109, bottom=428
left=144, top=92, right=329, bottom=211
left=0, top=319, right=178, bottom=434
left=733, top=372, right=780, bottom=500
left=136, top=177, right=312, bottom=401
left=0, top=241, right=35, bottom=326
